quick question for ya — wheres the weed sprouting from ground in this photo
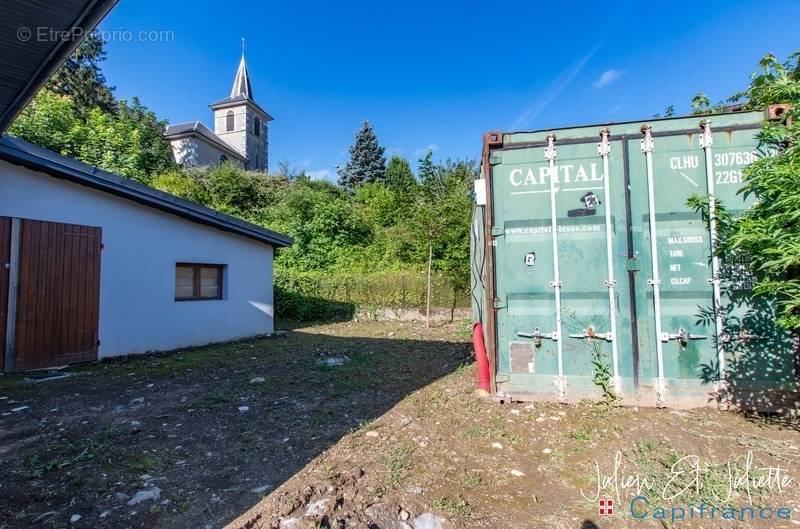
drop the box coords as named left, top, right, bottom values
left=432, top=496, right=472, bottom=518
left=461, top=471, right=485, bottom=488
left=348, top=420, right=378, bottom=437
left=460, top=425, right=489, bottom=439
left=590, top=341, right=618, bottom=406
left=382, top=443, right=414, bottom=488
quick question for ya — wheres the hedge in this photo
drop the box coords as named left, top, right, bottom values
left=274, top=269, right=470, bottom=321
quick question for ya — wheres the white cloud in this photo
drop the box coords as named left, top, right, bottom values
left=593, top=68, right=624, bottom=88
left=308, top=169, right=332, bottom=180
left=414, top=144, right=439, bottom=157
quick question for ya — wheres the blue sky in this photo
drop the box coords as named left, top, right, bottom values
left=98, top=0, right=798, bottom=179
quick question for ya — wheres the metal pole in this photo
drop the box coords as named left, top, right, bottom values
left=545, top=134, right=566, bottom=403
left=641, top=126, right=667, bottom=407
left=4, top=218, right=20, bottom=373
left=700, top=120, right=727, bottom=401
left=599, top=129, right=622, bottom=395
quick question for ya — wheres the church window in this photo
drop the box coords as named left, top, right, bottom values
left=254, top=116, right=261, bottom=137
left=225, top=110, right=234, bottom=132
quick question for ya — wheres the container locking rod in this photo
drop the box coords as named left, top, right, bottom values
left=598, top=128, right=622, bottom=395
left=700, top=120, right=727, bottom=398
left=545, top=133, right=566, bottom=403
left=642, top=125, right=667, bottom=407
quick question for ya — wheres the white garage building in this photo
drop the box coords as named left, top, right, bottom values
left=0, top=0, right=291, bottom=372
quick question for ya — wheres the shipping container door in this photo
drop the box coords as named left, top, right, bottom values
left=492, top=139, right=631, bottom=400
left=628, top=129, right=717, bottom=401
left=13, top=219, right=101, bottom=371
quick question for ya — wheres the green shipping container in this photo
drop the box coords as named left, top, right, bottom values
left=471, top=109, right=796, bottom=409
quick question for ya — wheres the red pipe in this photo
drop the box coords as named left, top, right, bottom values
left=473, top=323, right=491, bottom=393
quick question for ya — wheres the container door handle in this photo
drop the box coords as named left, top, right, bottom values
left=660, top=327, right=707, bottom=347
left=568, top=325, right=613, bottom=342
left=721, top=330, right=766, bottom=344
left=518, top=327, right=559, bottom=348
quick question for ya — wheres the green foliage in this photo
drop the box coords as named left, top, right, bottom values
left=10, top=36, right=175, bottom=182
left=45, top=33, right=116, bottom=115
left=731, top=52, right=800, bottom=109
left=590, top=342, right=618, bottom=405
left=337, top=121, right=386, bottom=191
left=385, top=154, right=417, bottom=191
left=274, top=269, right=469, bottom=319
left=691, top=92, right=711, bottom=115
left=9, top=92, right=175, bottom=183
left=688, top=51, right=800, bottom=329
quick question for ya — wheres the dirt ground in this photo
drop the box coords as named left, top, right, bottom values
left=1, top=320, right=799, bottom=529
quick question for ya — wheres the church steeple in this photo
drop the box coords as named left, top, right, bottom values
left=209, top=43, right=273, bottom=172
left=231, top=42, right=253, bottom=99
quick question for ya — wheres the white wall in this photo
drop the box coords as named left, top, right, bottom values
left=169, top=136, right=244, bottom=169
left=0, top=160, right=275, bottom=357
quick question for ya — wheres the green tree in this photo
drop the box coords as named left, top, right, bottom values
left=45, top=33, right=116, bottom=116
left=385, top=154, right=416, bottom=191
left=7, top=90, right=78, bottom=153
left=337, top=121, right=386, bottom=191
left=9, top=93, right=174, bottom=183
left=719, top=52, right=800, bottom=329
left=412, top=151, right=476, bottom=325
left=691, top=92, right=711, bottom=115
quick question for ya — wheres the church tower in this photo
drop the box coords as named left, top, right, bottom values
left=210, top=52, right=272, bottom=172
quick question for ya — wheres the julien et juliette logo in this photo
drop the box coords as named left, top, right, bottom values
left=582, top=450, right=795, bottom=522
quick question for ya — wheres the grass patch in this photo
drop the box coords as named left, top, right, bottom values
left=432, top=496, right=472, bottom=518
left=461, top=471, right=484, bottom=488
left=190, top=386, right=241, bottom=411
left=461, top=425, right=490, bottom=440
left=349, top=420, right=378, bottom=437
left=382, top=443, right=414, bottom=488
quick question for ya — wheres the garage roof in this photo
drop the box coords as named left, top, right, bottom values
left=0, top=0, right=119, bottom=133
left=0, top=135, right=293, bottom=247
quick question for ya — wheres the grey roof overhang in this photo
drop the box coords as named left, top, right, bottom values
left=0, top=0, right=119, bottom=132
left=165, top=121, right=248, bottom=162
left=0, top=135, right=293, bottom=248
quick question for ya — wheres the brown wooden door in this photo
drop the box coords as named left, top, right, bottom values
left=0, top=217, right=10, bottom=372
left=14, top=219, right=101, bottom=371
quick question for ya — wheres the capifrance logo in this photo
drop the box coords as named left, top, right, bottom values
left=629, top=496, right=792, bottom=522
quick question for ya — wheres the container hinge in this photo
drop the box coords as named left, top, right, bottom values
left=491, top=226, right=504, bottom=237
left=544, top=134, right=557, bottom=161
left=699, top=119, right=713, bottom=148
left=640, top=125, right=654, bottom=153
left=492, top=298, right=506, bottom=309
left=655, top=377, right=668, bottom=408
left=553, top=375, right=567, bottom=403
left=604, top=279, right=617, bottom=287
left=549, top=280, right=562, bottom=288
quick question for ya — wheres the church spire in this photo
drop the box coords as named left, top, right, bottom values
left=230, top=41, right=253, bottom=100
